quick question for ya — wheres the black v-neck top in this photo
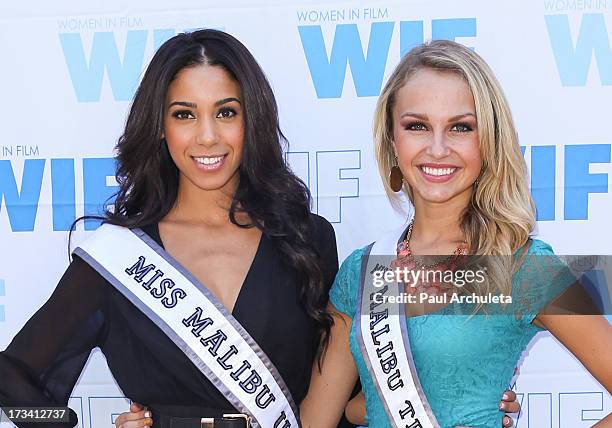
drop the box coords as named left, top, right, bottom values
left=0, top=214, right=339, bottom=426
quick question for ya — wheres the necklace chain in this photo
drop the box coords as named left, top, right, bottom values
left=397, top=220, right=468, bottom=270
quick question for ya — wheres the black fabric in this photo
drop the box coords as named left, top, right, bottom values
left=0, top=214, right=355, bottom=427
left=164, top=418, right=247, bottom=428
left=153, top=405, right=250, bottom=428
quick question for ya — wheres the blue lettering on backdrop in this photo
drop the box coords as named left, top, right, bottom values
left=399, top=21, right=423, bottom=58
left=0, top=145, right=610, bottom=231
left=430, top=18, right=476, bottom=47
left=0, top=159, right=44, bottom=232
left=0, top=158, right=118, bottom=232
left=545, top=13, right=612, bottom=86
left=60, top=31, right=147, bottom=102
left=83, top=158, right=118, bottom=229
left=287, top=150, right=361, bottom=223
left=294, top=145, right=610, bottom=223
left=51, top=158, right=76, bottom=231
left=299, top=18, right=476, bottom=98
left=298, top=22, right=394, bottom=98
left=153, top=29, right=177, bottom=50
left=564, top=144, right=610, bottom=220
left=531, top=146, right=556, bottom=221
left=59, top=29, right=177, bottom=102
left=522, top=144, right=610, bottom=221
left=316, top=150, right=361, bottom=223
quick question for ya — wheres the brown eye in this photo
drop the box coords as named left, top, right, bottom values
left=216, top=107, right=236, bottom=119
left=172, top=110, right=194, bottom=120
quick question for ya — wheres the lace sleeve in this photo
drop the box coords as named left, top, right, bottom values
left=329, top=247, right=367, bottom=318
left=513, top=239, right=577, bottom=328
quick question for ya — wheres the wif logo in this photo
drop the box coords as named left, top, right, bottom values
left=546, top=13, right=612, bottom=86
left=59, top=28, right=178, bottom=102
left=0, top=158, right=117, bottom=232
left=298, top=18, right=477, bottom=98
left=0, top=279, right=5, bottom=322
left=524, top=144, right=610, bottom=221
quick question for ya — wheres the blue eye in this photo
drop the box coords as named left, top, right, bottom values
left=451, top=123, right=472, bottom=132
left=405, top=122, right=427, bottom=131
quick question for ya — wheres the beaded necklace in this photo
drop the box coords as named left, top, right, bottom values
left=393, top=220, right=468, bottom=296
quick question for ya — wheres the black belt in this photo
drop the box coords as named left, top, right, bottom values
left=162, top=414, right=251, bottom=428
left=149, top=405, right=251, bottom=428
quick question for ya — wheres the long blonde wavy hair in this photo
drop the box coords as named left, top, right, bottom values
left=374, top=40, right=536, bottom=296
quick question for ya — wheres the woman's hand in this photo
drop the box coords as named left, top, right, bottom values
left=114, top=402, right=152, bottom=428
left=499, top=389, right=521, bottom=427
left=344, top=391, right=366, bottom=426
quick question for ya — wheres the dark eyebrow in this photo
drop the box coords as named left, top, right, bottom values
left=168, top=98, right=241, bottom=109
left=215, top=97, right=241, bottom=106
left=168, top=101, right=197, bottom=108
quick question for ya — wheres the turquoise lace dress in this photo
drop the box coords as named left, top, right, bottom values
left=329, top=239, right=576, bottom=428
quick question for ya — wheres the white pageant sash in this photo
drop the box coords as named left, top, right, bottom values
left=74, top=224, right=299, bottom=428
left=355, top=224, right=440, bottom=428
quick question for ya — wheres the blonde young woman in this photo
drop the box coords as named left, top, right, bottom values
left=300, top=40, right=612, bottom=427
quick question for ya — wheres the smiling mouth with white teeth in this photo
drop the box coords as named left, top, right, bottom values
left=420, top=165, right=457, bottom=176
left=194, top=155, right=224, bottom=164
left=192, top=155, right=227, bottom=169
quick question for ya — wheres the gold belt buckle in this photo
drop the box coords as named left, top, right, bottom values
left=223, top=413, right=252, bottom=428
left=200, top=413, right=251, bottom=428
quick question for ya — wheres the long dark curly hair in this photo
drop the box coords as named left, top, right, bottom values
left=77, top=29, right=332, bottom=360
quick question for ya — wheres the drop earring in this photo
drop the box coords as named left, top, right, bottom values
left=389, top=158, right=404, bottom=192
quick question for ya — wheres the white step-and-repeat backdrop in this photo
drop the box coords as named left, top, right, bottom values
left=1, top=0, right=611, bottom=426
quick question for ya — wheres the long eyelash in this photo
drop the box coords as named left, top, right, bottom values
left=171, top=110, right=192, bottom=118
left=218, top=107, right=237, bottom=116
left=454, top=122, right=473, bottom=132
left=405, top=122, right=427, bottom=131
